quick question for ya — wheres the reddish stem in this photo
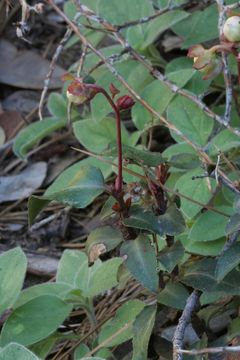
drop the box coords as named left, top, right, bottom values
left=86, top=84, right=123, bottom=193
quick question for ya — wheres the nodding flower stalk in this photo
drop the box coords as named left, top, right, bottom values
left=66, top=77, right=134, bottom=194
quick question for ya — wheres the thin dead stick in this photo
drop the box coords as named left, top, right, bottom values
left=216, top=0, right=232, bottom=125
left=38, top=15, right=80, bottom=120
left=75, top=2, right=240, bottom=137
left=173, top=290, right=200, bottom=360
left=179, top=345, right=240, bottom=355
left=77, top=43, right=88, bottom=77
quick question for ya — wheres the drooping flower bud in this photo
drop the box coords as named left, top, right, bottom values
left=116, top=95, right=135, bottom=111
left=223, top=16, right=240, bottom=43
left=66, top=79, right=98, bottom=105
left=188, top=45, right=222, bottom=80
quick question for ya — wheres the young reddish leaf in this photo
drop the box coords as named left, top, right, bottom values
left=109, top=83, right=120, bottom=99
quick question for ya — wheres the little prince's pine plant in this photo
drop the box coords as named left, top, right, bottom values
left=4, top=1, right=240, bottom=359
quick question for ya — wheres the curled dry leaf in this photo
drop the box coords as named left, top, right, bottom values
left=89, top=243, right=107, bottom=263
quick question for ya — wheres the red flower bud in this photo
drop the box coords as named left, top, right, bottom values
left=116, top=95, right=135, bottom=111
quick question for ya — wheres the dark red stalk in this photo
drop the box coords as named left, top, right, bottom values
left=85, top=84, right=123, bottom=193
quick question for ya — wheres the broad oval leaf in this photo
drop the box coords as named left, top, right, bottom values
left=13, top=118, right=65, bottom=159
left=215, top=243, right=240, bottom=282
left=172, top=4, right=218, bottom=48
left=0, top=295, right=72, bottom=346
left=225, top=213, right=240, bottom=235
left=73, top=117, right=130, bottom=153
left=104, top=143, right=164, bottom=167
left=132, top=305, right=157, bottom=360
left=175, top=168, right=216, bottom=219
left=181, top=258, right=240, bottom=295
left=0, top=247, right=27, bottom=315
left=98, top=300, right=145, bottom=347
left=158, top=241, right=184, bottom=273
left=85, top=226, right=123, bottom=262
left=157, top=282, right=189, bottom=310
left=158, top=204, right=185, bottom=236
left=28, top=165, right=105, bottom=225
left=167, top=95, right=214, bottom=147
left=14, top=283, right=72, bottom=309
left=120, top=234, right=158, bottom=293
left=43, top=165, right=105, bottom=208
left=123, top=208, right=163, bottom=236
left=86, top=257, right=123, bottom=298
left=56, top=250, right=88, bottom=286
left=132, top=80, right=173, bottom=130
left=0, top=343, right=40, bottom=360
left=97, top=0, right=153, bottom=24
left=47, top=93, right=67, bottom=119
left=189, top=210, right=229, bottom=242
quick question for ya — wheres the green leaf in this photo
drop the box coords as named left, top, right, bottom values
left=167, top=95, right=214, bottom=147
left=0, top=248, right=27, bottom=315
left=74, top=343, right=89, bottom=359
left=44, top=165, right=105, bottom=207
left=158, top=241, right=184, bottom=273
left=175, top=168, right=216, bottom=219
left=98, top=300, right=145, bottom=347
left=167, top=68, right=195, bottom=88
left=158, top=204, right=185, bottom=236
left=132, top=305, right=157, bottom=360
left=132, top=80, right=173, bottom=130
left=225, top=213, right=240, bottom=235
left=169, top=153, right=200, bottom=170
left=120, top=234, right=158, bottom=293
left=181, top=258, right=240, bottom=294
left=28, top=165, right=105, bottom=223
left=47, top=93, right=67, bottom=119
left=140, top=10, right=189, bottom=49
left=157, top=282, right=189, bottom=310
left=208, top=129, right=240, bottom=155
left=73, top=117, right=130, bottom=153
left=56, top=250, right=88, bottom=286
left=189, top=210, right=229, bottom=242
left=29, top=334, right=58, bottom=359
left=0, top=343, right=40, bottom=360
left=97, top=0, right=153, bottom=24
left=166, top=57, right=211, bottom=95
left=0, top=295, right=72, bottom=346
left=180, top=235, right=225, bottom=256
left=28, top=197, right=50, bottom=226
left=14, top=283, right=72, bottom=309
left=105, top=143, right=165, bottom=167
left=85, top=226, right=123, bottom=260
left=85, top=257, right=123, bottom=298
left=123, top=207, right=163, bottom=236
left=13, top=118, right=65, bottom=159
left=123, top=205, right=185, bottom=237
left=215, top=243, right=240, bottom=282
left=172, top=4, right=218, bottom=48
